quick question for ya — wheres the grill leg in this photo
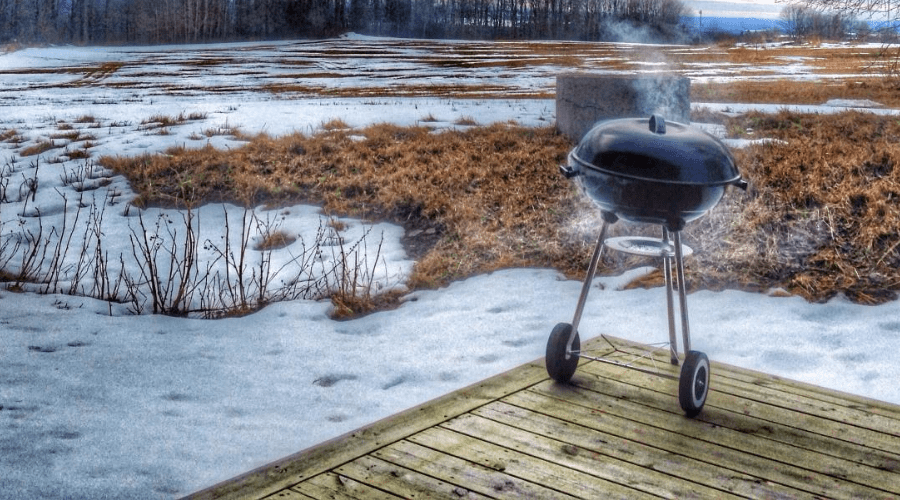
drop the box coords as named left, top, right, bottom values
left=673, top=230, right=692, bottom=354
left=566, top=218, right=612, bottom=358
left=662, top=228, right=679, bottom=365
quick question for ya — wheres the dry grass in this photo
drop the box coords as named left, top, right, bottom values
left=0, top=128, right=23, bottom=144
left=20, top=140, right=60, bottom=156
left=693, top=79, right=900, bottom=107
left=50, top=130, right=95, bottom=142
left=264, top=82, right=539, bottom=98
left=64, top=147, right=92, bottom=160
left=687, top=111, right=900, bottom=303
left=140, top=112, right=208, bottom=130
left=320, top=118, right=350, bottom=131
left=254, top=230, right=297, bottom=251
left=203, top=124, right=243, bottom=138
left=99, top=111, right=900, bottom=306
left=100, top=124, right=579, bottom=289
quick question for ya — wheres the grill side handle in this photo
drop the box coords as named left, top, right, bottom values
left=559, top=164, right=579, bottom=178
left=560, top=151, right=581, bottom=179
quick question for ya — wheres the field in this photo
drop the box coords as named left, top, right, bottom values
left=3, top=34, right=900, bottom=498
left=6, top=35, right=898, bottom=305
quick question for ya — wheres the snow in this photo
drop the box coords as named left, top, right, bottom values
left=1, top=38, right=899, bottom=499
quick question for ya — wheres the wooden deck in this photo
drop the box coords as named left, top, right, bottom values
left=187, top=335, right=900, bottom=500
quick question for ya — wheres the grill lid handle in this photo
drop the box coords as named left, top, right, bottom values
left=649, top=114, right=666, bottom=134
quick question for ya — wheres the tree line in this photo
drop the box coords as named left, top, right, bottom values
left=786, top=0, right=900, bottom=40
left=1, top=0, right=690, bottom=45
left=779, top=4, right=869, bottom=40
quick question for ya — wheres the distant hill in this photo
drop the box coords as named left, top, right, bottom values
left=682, top=16, right=778, bottom=34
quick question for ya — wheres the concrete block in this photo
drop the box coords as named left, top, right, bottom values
left=556, top=74, right=691, bottom=142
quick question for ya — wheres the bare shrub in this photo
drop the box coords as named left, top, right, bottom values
left=326, top=225, right=385, bottom=319
left=197, top=209, right=386, bottom=319
left=124, top=209, right=202, bottom=315
left=0, top=169, right=390, bottom=318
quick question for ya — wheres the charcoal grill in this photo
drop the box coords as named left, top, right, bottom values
left=547, top=115, right=746, bottom=417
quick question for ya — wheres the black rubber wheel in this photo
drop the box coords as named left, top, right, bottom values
left=546, top=322, right=580, bottom=383
left=679, top=350, right=710, bottom=418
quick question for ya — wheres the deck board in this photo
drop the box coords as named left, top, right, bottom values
left=186, top=335, right=900, bottom=500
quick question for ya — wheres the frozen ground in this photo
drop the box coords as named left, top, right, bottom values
left=1, top=37, right=899, bottom=499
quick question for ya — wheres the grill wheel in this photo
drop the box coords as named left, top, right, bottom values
left=546, top=322, right=580, bottom=383
left=679, top=350, right=710, bottom=417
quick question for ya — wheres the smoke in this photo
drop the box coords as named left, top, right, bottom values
left=605, top=19, right=669, bottom=44
left=630, top=74, right=692, bottom=124
left=601, top=18, right=692, bottom=125
left=562, top=202, right=663, bottom=273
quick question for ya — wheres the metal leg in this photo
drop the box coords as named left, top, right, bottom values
left=566, top=219, right=611, bottom=358
left=662, top=228, right=679, bottom=365
left=673, top=230, right=692, bottom=353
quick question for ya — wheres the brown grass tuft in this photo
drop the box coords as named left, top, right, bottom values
left=141, top=111, right=208, bottom=130
left=0, top=128, right=22, bottom=143
left=20, top=140, right=59, bottom=156
left=320, top=118, right=350, bottom=131
left=254, top=230, right=297, bottom=251
left=64, top=148, right=92, bottom=160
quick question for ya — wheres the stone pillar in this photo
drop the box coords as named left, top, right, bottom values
left=556, top=74, right=691, bottom=142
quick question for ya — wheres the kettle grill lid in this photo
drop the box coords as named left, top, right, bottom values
left=571, top=116, right=740, bottom=186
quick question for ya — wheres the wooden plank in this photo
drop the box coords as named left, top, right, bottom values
left=290, top=472, right=402, bottom=500
left=376, top=439, right=586, bottom=499
left=707, top=375, right=900, bottom=442
left=336, top=455, right=492, bottom=500
left=576, top=357, right=900, bottom=475
left=520, top=381, right=897, bottom=499
left=409, top=426, right=656, bottom=499
left=261, top=488, right=313, bottom=499
left=430, top=414, right=740, bottom=499
left=589, top=335, right=900, bottom=419
left=185, top=361, right=548, bottom=500
left=458, top=404, right=800, bottom=499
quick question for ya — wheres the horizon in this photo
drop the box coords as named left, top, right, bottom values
left=685, top=0, right=896, bottom=23
left=683, top=15, right=778, bottom=33
left=684, top=0, right=781, bottom=19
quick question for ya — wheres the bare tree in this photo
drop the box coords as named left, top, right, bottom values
left=794, top=0, right=895, bottom=37
left=795, top=0, right=900, bottom=83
